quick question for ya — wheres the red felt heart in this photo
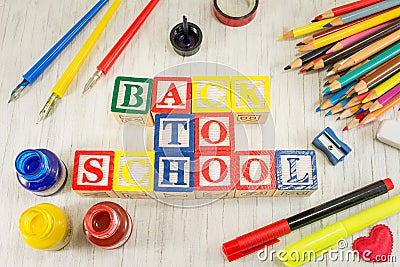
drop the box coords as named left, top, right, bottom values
left=352, top=224, right=393, bottom=262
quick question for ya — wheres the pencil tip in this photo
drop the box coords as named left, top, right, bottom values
left=322, top=87, right=331, bottom=95
left=355, top=109, right=363, bottom=115
left=326, top=49, right=333, bottom=55
left=325, top=111, right=332, bottom=117
left=343, top=126, right=348, bottom=131
left=278, top=35, right=283, bottom=40
left=284, top=65, right=291, bottom=70
left=296, top=42, right=304, bottom=46
left=324, top=23, right=332, bottom=28
left=324, top=81, right=330, bottom=86
left=311, top=19, right=318, bottom=23
left=336, top=117, right=340, bottom=121
left=316, top=106, right=321, bottom=112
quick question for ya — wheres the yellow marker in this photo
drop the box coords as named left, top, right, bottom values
left=113, top=151, right=155, bottom=199
left=278, top=18, right=336, bottom=39
left=280, top=195, right=400, bottom=266
left=362, top=71, right=400, bottom=103
left=19, top=203, right=73, bottom=251
left=192, top=76, right=232, bottom=113
left=37, top=0, right=121, bottom=123
left=300, top=7, right=400, bottom=51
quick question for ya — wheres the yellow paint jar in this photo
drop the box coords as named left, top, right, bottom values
left=19, top=203, right=73, bottom=251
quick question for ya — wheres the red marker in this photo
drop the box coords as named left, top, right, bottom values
left=222, top=179, right=394, bottom=261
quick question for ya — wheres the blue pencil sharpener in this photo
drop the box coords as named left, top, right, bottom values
left=312, top=127, right=352, bottom=165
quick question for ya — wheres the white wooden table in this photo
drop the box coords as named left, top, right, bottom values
left=0, top=0, right=399, bottom=266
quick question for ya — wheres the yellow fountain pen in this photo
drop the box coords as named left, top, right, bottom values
left=280, top=194, right=400, bottom=266
left=36, top=0, right=121, bottom=123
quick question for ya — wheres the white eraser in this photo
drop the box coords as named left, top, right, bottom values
left=377, top=120, right=400, bottom=150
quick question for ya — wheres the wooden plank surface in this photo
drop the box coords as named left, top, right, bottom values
left=0, top=0, right=399, bottom=266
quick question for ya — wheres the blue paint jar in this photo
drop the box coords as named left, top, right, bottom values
left=15, top=149, right=68, bottom=196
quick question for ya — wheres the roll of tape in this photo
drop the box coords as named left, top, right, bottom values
left=213, top=0, right=259, bottom=27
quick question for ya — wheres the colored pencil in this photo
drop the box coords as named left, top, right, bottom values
left=301, top=55, right=328, bottom=72
left=345, top=91, right=371, bottom=108
left=317, top=82, right=358, bottom=111
left=299, top=8, right=397, bottom=46
left=328, top=59, right=370, bottom=79
left=369, top=84, right=400, bottom=111
left=326, top=0, right=400, bottom=27
left=354, top=54, right=400, bottom=92
left=314, top=0, right=384, bottom=20
left=339, top=29, right=400, bottom=71
left=284, top=44, right=334, bottom=70
left=327, top=18, right=400, bottom=54
left=299, top=7, right=400, bottom=52
left=343, top=110, right=370, bottom=131
left=356, top=101, right=375, bottom=115
left=338, top=103, right=363, bottom=120
left=312, top=23, right=389, bottom=70
left=328, top=98, right=353, bottom=116
left=326, top=22, right=391, bottom=58
left=360, top=94, right=400, bottom=125
left=323, top=42, right=400, bottom=94
left=362, top=71, right=400, bottom=102
left=279, top=18, right=336, bottom=39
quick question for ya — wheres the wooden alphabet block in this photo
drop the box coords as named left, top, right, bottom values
left=194, top=151, right=235, bottom=199
left=192, top=76, right=232, bottom=113
left=154, top=114, right=194, bottom=153
left=154, top=151, right=195, bottom=199
left=72, top=150, right=117, bottom=198
left=194, top=113, right=235, bottom=152
left=112, top=151, right=155, bottom=199
left=231, top=76, right=270, bottom=124
left=234, top=151, right=276, bottom=197
left=111, top=76, right=154, bottom=126
left=151, top=76, right=191, bottom=115
left=273, top=150, right=318, bottom=197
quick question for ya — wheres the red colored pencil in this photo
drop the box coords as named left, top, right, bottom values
left=314, top=0, right=384, bottom=21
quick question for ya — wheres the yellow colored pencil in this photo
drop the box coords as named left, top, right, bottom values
left=36, top=0, right=121, bottom=123
left=362, top=71, right=400, bottom=103
left=299, top=7, right=400, bottom=52
left=279, top=18, right=336, bottom=39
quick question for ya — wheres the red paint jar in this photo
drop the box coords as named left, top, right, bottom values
left=83, top=202, right=132, bottom=249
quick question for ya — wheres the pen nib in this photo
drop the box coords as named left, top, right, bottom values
left=36, top=93, right=58, bottom=124
left=8, top=79, right=30, bottom=103
left=83, top=70, right=103, bottom=94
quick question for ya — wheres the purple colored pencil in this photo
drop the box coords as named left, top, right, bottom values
left=369, top=83, right=400, bottom=112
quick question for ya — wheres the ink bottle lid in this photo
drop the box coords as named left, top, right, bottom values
left=83, top=201, right=133, bottom=249
left=15, top=149, right=68, bottom=196
left=19, top=203, right=73, bottom=251
left=170, top=16, right=202, bottom=57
